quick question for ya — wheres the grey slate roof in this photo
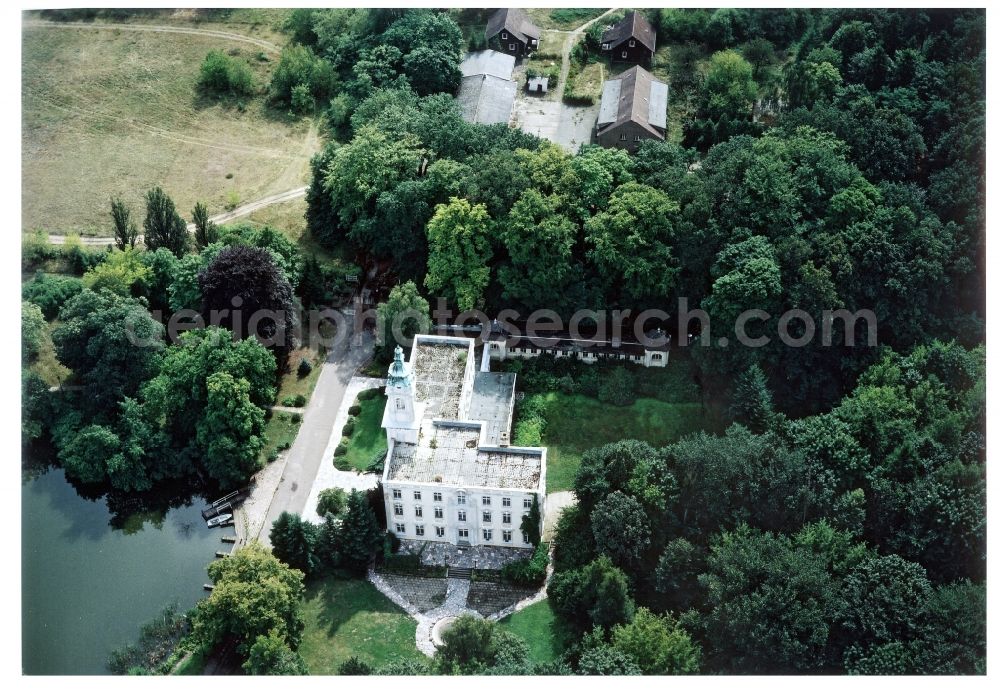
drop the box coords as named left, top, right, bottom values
left=596, top=65, right=669, bottom=138
left=601, top=10, right=656, bottom=53
left=485, top=7, right=541, bottom=44
left=460, top=49, right=515, bottom=80
left=457, top=74, right=516, bottom=125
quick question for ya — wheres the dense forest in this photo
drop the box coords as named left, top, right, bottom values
left=21, top=6, right=985, bottom=676
left=289, top=7, right=985, bottom=674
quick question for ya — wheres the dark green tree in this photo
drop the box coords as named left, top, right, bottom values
left=730, top=364, right=774, bottom=432
left=269, top=512, right=320, bottom=575
left=375, top=281, right=430, bottom=361
left=143, top=187, right=188, bottom=257
left=110, top=196, right=139, bottom=250
left=338, top=491, right=383, bottom=574
left=519, top=494, right=541, bottom=547
left=191, top=202, right=219, bottom=249
left=591, top=491, right=650, bottom=570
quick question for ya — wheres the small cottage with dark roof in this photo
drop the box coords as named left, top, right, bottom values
left=485, top=8, right=541, bottom=57
left=600, top=10, right=656, bottom=64
left=596, top=65, right=669, bottom=152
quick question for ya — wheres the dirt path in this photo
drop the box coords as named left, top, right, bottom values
left=22, top=20, right=282, bottom=54
left=555, top=8, right=621, bottom=99
left=44, top=185, right=308, bottom=246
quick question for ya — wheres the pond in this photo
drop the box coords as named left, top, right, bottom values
left=22, top=468, right=233, bottom=675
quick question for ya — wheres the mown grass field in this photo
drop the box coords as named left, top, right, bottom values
left=22, top=19, right=316, bottom=235
left=299, top=578, right=423, bottom=674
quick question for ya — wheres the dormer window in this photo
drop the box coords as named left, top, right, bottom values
left=622, top=50, right=628, bottom=58
left=501, top=31, right=507, bottom=39
left=629, top=39, right=635, bottom=47
left=395, top=398, right=405, bottom=410
left=602, top=42, right=610, bottom=50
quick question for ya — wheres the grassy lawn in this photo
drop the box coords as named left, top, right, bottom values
left=525, top=8, right=609, bottom=31
left=497, top=599, right=567, bottom=663
left=541, top=394, right=714, bottom=492
left=299, top=578, right=423, bottom=674
left=22, top=22, right=315, bottom=235
left=259, top=411, right=301, bottom=464
left=564, top=59, right=604, bottom=104
left=276, top=347, right=323, bottom=405
left=516, top=353, right=722, bottom=493
left=340, top=395, right=387, bottom=472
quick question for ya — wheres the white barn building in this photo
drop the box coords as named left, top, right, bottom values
left=381, top=334, right=546, bottom=548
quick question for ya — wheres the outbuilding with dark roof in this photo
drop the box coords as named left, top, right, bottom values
left=485, top=8, right=541, bottom=57
left=600, top=10, right=656, bottom=64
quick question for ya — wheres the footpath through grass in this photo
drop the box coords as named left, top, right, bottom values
left=21, top=23, right=313, bottom=234
left=299, top=578, right=423, bottom=674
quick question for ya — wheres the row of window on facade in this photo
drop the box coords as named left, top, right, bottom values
left=496, top=343, right=649, bottom=362
left=392, top=488, right=530, bottom=508
left=393, top=523, right=527, bottom=543
left=393, top=503, right=521, bottom=525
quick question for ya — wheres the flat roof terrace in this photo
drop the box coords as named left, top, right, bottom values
left=387, top=423, right=542, bottom=490
left=468, top=371, right=515, bottom=446
left=411, top=340, right=470, bottom=420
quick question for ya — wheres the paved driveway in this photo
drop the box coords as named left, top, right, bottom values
left=255, top=324, right=375, bottom=545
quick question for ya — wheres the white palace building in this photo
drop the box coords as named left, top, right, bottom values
left=380, top=334, right=546, bottom=548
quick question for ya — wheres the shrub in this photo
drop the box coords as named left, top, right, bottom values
left=290, top=83, right=316, bottom=114
left=367, top=450, right=387, bottom=474
left=293, top=394, right=307, bottom=407
left=62, top=236, right=106, bottom=274
left=22, top=231, right=57, bottom=270
left=291, top=413, right=302, bottom=423
left=334, top=444, right=347, bottom=457
left=383, top=553, right=421, bottom=572
left=501, top=542, right=549, bottom=587
left=348, top=404, right=362, bottom=416
left=281, top=395, right=297, bottom=406
left=358, top=388, right=376, bottom=401
left=199, top=50, right=254, bottom=95
left=385, top=531, right=402, bottom=555
left=297, top=358, right=313, bottom=379
left=557, top=374, right=577, bottom=395
left=317, top=487, right=348, bottom=517
left=22, top=271, right=83, bottom=319
left=269, top=45, right=335, bottom=107
left=342, top=420, right=356, bottom=437
left=268, top=449, right=279, bottom=462
left=598, top=367, right=636, bottom=406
